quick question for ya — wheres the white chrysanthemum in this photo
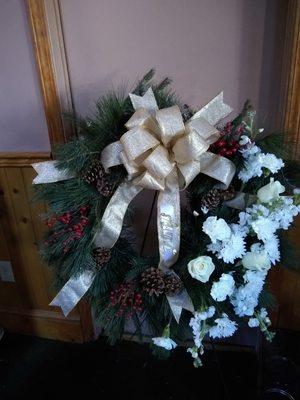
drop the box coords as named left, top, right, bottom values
left=202, top=216, right=231, bottom=244
left=219, top=233, right=246, bottom=263
left=211, top=274, right=235, bottom=302
left=209, top=313, right=237, bottom=339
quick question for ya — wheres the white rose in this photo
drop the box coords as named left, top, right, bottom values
left=257, top=178, right=285, bottom=203
left=242, top=250, right=271, bottom=271
left=210, top=273, right=235, bottom=302
left=202, top=216, right=231, bottom=244
left=152, top=337, right=177, bottom=350
left=188, top=256, right=215, bottom=283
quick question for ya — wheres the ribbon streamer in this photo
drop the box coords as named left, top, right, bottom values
left=50, top=270, right=94, bottom=316
left=32, top=161, right=74, bottom=184
left=33, top=88, right=236, bottom=320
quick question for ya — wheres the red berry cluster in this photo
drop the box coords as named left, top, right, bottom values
left=44, top=206, right=90, bottom=253
left=213, top=139, right=240, bottom=157
left=211, top=122, right=245, bottom=158
left=109, top=282, right=143, bottom=319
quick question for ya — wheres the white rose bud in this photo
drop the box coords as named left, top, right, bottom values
left=242, top=250, right=271, bottom=271
left=152, top=337, right=177, bottom=350
left=188, top=255, right=215, bottom=283
left=257, top=178, right=285, bottom=203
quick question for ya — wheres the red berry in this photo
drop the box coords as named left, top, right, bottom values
left=216, top=139, right=226, bottom=148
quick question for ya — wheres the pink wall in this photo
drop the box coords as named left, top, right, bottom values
left=60, top=0, right=278, bottom=124
left=0, top=0, right=50, bottom=152
left=0, top=0, right=286, bottom=152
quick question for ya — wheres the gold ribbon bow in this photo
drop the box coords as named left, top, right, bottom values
left=93, top=88, right=235, bottom=321
left=95, top=89, right=235, bottom=266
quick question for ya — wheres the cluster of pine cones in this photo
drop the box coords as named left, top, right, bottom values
left=140, top=267, right=182, bottom=297
left=81, top=159, right=113, bottom=197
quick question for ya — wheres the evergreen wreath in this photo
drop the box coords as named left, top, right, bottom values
left=33, top=70, right=300, bottom=367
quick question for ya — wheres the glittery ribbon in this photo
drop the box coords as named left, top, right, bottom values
left=33, top=89, right=235, bottom=321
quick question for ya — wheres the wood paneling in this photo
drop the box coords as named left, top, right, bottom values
left=0, top=161, right=94, bottom=342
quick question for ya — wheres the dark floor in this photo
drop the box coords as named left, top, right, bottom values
left=0, top=329, right=299, bottom=400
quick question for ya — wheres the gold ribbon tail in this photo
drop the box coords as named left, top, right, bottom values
left=157, top=169, right=194, bottom=321
left=157, top=169, right=180, bottom=269
left=167, top=287, right=195, bottom=323
left=93, top=182, right=143, bottom=248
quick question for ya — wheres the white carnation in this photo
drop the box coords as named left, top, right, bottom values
left=209, top=313, right=237, bottom=339
left=259, top=153, right=284, bottom=174
left=251, top=217, right=278, bottom=241
left=248, top=318, right=259, bottom=328
left=211, top=274, right=235, bottom=302
left=238, top=145, right=284, bottom=183
left=231, top=270, right=267, bottom=317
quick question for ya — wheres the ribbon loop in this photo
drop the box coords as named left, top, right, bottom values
left=172, top=130, right=209, bottom=164
left=120, top=127, right=160, bottom=162
left=156, top=105, right=185, bottom=147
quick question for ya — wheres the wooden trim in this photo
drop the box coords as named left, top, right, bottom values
left=0, top=307, right=88, bottom=342
left=26, top=0, right=66, bottom=145
left=44, top=0, right=75, bottom=140
left=282, top=0, right=300, bottom=159
left=0, top=152, right=51, bottom=167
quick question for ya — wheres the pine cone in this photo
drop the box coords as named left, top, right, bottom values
left=81, top=160, right=105, bottom=184
left=164, top=274, right=182, bottom=296
left=93, top=247, right=111, bottom=269
left=220, top=185, right=235, bottom=201
left=182, top=104, right=194, bottom=121
left=96, top=178, right=113, bottom=197
left=200, top=188, right=222, bottom=211
left=140, top=267, right=165, bottom=297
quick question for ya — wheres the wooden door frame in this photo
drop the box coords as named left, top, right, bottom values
left=282, top=0, right=300, bottom=158
left=26, top=0, right=94, bottom=341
